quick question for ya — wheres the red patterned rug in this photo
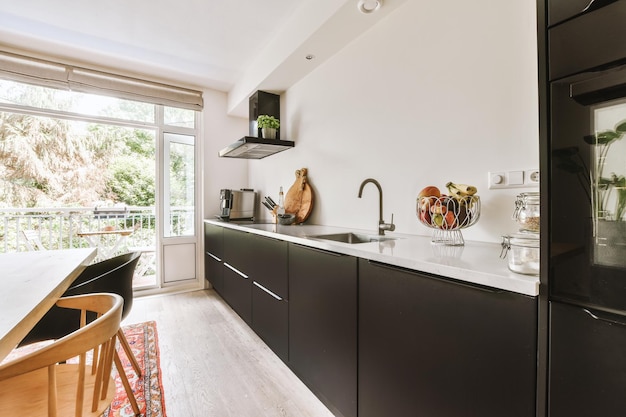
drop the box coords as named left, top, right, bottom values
left=3, top=321, right=166, bottom=417
left=106, top=320, right=167, bottom=417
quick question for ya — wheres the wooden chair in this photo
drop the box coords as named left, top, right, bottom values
left=0, top=293, right=123, bottom=417
left=22, top=229, right=47, bottom=251
left=19, top=252, right=143, bottom=415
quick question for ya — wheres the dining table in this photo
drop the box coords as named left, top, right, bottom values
left=76, top=229, right=133, bottom=260
left=0, top=247, right=96, bottom=362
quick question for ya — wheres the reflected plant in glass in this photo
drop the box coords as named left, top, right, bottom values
left=584, top=118, right=626, bottom=221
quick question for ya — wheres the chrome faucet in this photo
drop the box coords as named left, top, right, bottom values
left=358, top=178, right=396, bottom=235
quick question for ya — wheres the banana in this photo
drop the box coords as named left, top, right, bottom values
left=446, top=182, right=478, bottom=198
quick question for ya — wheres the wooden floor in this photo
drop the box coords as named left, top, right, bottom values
left=124, top=289, right=335, bottom=417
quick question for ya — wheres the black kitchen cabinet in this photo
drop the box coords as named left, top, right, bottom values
left=204, top=223, right=224, bottom=293
left=247, top=234, right=288, bottom=296
left=249, top=234, right=288, bottom=362
left=289, top=243, right=357, bottom=417
left=358, top=259, right=537, bottom=417
left=216, top=227, right=289, bottom=359
left=221, top=228, right=254, bottom=324
left=252, top=282, right=288, bottom=360
left=549, top=301, right=626, bottom=417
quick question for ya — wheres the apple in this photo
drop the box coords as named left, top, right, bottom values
left=443, top=211, right=456, bottom=229
left=418, top=186, right=441, bottom=199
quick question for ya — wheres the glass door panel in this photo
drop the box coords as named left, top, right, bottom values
left=162, top=132, right=196, bottom=283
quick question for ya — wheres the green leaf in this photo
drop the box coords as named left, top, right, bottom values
left=615, top=119, right=626, bottom=133
left=584, top=130, right=621, bottom=145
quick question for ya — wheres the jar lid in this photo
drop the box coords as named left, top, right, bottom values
left=516, top=192, right=540, bottom=203
left=503, top=233, right=539, bottom=245
left=501, top=233, right=539, bottom=258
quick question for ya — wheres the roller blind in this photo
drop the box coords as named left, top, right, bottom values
left=0, top=51, right=203, bottom=110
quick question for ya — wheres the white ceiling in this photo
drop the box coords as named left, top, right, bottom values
left=0, top=0, right=406, bottom=115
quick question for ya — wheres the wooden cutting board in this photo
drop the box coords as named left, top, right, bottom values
left=284, top=168, right=314, bottom=224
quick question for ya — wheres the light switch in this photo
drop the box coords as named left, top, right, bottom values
left=488, top=169, right=539, bottom=189
left=509, top=171, right=524, bottom=185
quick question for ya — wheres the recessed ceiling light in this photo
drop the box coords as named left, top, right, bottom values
left=305, top=55, right=315, bottom=60
left=358, top=0, right=382, bottom=14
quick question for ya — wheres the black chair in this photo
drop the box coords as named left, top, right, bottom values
left=19, top=251, right=142, bottom=415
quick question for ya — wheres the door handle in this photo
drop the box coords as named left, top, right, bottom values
left=581, top=0, right=618, bottom=14
left=583, top=308, right=626, bottom=326
left=570, top=65, right=626, bottom=105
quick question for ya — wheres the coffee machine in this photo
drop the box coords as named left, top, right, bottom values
left=219, top=189, right=255, bottom=221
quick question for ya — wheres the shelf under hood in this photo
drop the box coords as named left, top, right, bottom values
left=219, top=136, right=295, bottom=159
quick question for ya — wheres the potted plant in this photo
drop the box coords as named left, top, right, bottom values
left=257, top=115, right=280, bottom=139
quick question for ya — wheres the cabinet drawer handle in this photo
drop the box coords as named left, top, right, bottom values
left=583, top=308, right=626, bottom=326
left=206, top=252, right=222, bottom=262
left=570, top=65, right=626, bottom=105
left=223, top=262, right=248, bottom=279
left=253, top=281, right=283, bottom=301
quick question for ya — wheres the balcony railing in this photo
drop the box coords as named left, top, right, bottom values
left=0, top=207, right=157, bottom=254
left=0, top=206, right=195, bottom=288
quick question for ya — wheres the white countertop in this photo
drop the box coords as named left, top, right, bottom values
left=205, top=220, right=539, bottom=297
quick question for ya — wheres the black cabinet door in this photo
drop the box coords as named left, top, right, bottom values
left=359, top=259, right=537, bottom=417
left=248, top=234, right=289, bottom=362
left=204, top=223, right=224, bottom=258
left=204, top=223, right=224, bottom=293
left=248, top=234, right=288, bottom=297
left=289, top=244, right=357, bottom=417
left=221, top=228, right=289, bottom=359
left=223, top=228, right=255, bottom=274
left=221, top=228, right=253, bottom=324
left=222, top=262, right=251, bottom=324
left=222, top=229, right=288, bottom=295
left=252, top=281, right=288, bottom=361
left=549, top=301, right=626, bottom=417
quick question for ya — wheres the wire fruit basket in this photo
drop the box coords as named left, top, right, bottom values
left=416, top=195, right=481, bottom=246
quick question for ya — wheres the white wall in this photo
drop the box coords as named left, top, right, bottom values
left=244, top=0, right=539, bottom=243
left=202, top=89, right=249, bottom=219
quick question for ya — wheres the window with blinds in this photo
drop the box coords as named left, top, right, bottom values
left=0, top=51, right=203, bottom=111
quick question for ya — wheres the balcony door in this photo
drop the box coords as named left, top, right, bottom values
left=161, top=131, right=197, bottom=284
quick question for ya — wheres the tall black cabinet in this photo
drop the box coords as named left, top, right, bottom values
left=539, top=1, right=626, bottom=416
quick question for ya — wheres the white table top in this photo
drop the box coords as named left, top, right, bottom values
left=205, top=220, right=540, bottom=297
left=0, top=248, right=96, bottom=362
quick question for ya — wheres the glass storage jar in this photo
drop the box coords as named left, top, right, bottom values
left=501, top=233, right=540, bottom=276
left=513, top=192, right=540, bottom=233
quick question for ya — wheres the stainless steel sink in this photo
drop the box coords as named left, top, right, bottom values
left=309, top=232, right=398, bottom=244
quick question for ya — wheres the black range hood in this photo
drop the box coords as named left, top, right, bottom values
left=219, top=91, right=294, bottom=159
